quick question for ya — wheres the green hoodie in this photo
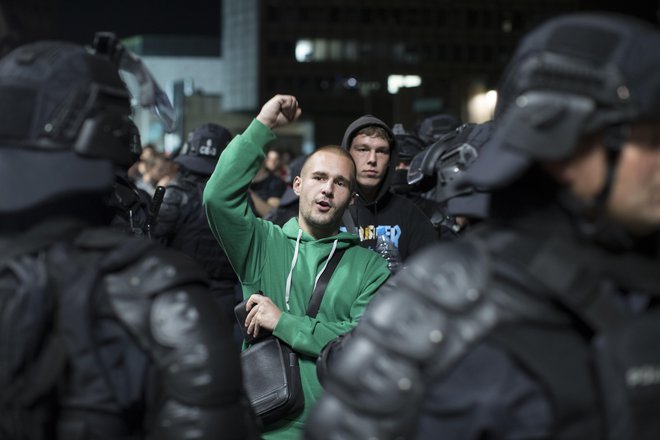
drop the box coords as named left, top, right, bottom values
left=203, top=119, right=390, bottom=439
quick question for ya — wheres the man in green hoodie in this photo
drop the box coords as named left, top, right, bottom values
left=203, top=94, right=390, bottom=439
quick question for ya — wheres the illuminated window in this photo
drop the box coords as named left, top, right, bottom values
left=387, top=75, right=422, bottom=94
left=295, top=40, right=313, bottom=62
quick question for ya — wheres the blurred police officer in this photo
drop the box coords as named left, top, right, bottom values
left=306, top=13, right=660, bottom=440
left=0, top=41, right=257, bottom=439
left=407, top=122, right=493, bottom=239
left=106, top=120, right=155, bottom=238
left=415, top=113, right=461, bottom=146
left=154, top=123, right=240, bottom=322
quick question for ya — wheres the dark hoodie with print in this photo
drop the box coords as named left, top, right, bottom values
left=341, top=115, right=436, bottom=262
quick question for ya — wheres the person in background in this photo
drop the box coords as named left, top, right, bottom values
left=153, top=122, right=241, bottom=326
left=415, top=113, right=461, bottom=146
left=389, top=123, right=444, bottom=224
left=266, top=153, right=308, bottom=227
left=341, top=115, right=436, bottom=266
left=407, top=122, right=494, bottom=239
left=249, top=150, right=287, bottom=218
left=265, top=149, right=282, bottom=174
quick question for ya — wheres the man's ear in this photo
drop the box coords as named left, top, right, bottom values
left=293, top=175, right=302, bottom=196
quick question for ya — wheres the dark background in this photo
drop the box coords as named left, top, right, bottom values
left=1, top=0, right=655, bottom=47
left=55, top=0, right=221, bottom=43
left=56, top=0, right=655, bottom=44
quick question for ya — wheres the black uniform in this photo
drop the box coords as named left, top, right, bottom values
left=154, top=172, right=239, bottom=317
left=1, top=220, right=257, bottom=439
left=107, top=169, right=153, bottom=238
left=310, top=181, right=660, bottom=440
left=0, top=40, right=258, bottom=439
left=155, top=122, right=239, bottom=325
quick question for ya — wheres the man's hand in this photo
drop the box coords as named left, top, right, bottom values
left=256, top=95, right=301, bottom=129
left=245, top=293, right=283, bottom=338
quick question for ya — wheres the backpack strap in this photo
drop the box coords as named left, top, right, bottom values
left=306, top=248, right=347, bottom=318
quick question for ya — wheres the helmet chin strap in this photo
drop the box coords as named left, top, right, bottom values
left=559, top=124, right=637, bottom=250
left=593, top=124, right=629, bottom=208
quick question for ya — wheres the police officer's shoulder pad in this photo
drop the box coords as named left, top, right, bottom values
left=398, top=240, right=489, bottom=314
left=104, top=244, right=208, bottom=298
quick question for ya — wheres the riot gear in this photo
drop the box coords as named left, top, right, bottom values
left=390, top=123, right=426, bottom=194
left=463, top=13, right=660, bottom=190
left=0, top=39, right=257, bottom=439
left=416, top=113, right=461, bottom=146
left=174, top=123, right=232, bottom=175
left=406, top=122, right=493, bottom=235
left=155, top=123, right=239, bottom=327
left=307, top=13, right=660, bottom=440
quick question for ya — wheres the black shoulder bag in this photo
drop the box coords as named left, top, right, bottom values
left=235, top=248, right=346, bottom=425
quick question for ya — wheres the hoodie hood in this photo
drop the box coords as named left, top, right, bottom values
left=282, top=216, right=361, bottom=246
left=341, top=115, right=398, bottom=205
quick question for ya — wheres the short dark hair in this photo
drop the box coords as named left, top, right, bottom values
left=354, top=126, right=393, bottom=146
left=302, top=145, right=357, bottom=191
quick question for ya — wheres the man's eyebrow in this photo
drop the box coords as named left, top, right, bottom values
left=353, top=143, right=389, bottom=151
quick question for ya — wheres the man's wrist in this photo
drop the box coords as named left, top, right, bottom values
left=256, top=114, right=275, bottom=129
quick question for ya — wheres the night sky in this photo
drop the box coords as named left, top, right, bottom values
left=54, top=0, right=221, bottom=44
left=51, top=0, right=654, bottom=45
left=2, top=0, right=655, bottom=50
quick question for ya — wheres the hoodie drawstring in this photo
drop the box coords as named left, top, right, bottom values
left=285, top=229, right=303, bottom=311
left=284, top=229, right=339, bottom=312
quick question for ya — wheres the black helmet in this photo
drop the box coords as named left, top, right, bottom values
left=0, top=41, right=135, bottom=213
left=463, top=13, right=660, bottom=190
left=416, top=113, right=461, bottom=146
left=392, top=123, right=426, bottom=163
left=408, top=122, right=493, bottom=209
left=174, top=123, right=232, bottom=176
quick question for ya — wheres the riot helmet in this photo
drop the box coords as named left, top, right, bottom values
left=391, top=123, right=426, bottom=194
left=416, top=113, right=461, bottom=146
left=0, top=41, right=134, bottom=213
left=0, top=36, right=174, bottom=214
left=408, top=121, right=492, bottom=219
left=463, top=13, right=660, bottom=190
left=174, top=123, right=232, bottom=176
left=392, top=123, right=426, bottom=163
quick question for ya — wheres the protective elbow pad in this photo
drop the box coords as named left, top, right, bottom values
left=105, top=246, right=258, bottom=439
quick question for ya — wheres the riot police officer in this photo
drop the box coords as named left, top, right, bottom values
left=407, top=121, right=493, bottom=238
left=154, top=123, right=240, bottom=324
left=0, top=40, right=257, bottom=439
left=306, top=13, right=660, bottom=440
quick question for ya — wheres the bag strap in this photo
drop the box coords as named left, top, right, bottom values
left=342, top=210, right=357, bottom=235
left=306, top=248, right=347, bottom=318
